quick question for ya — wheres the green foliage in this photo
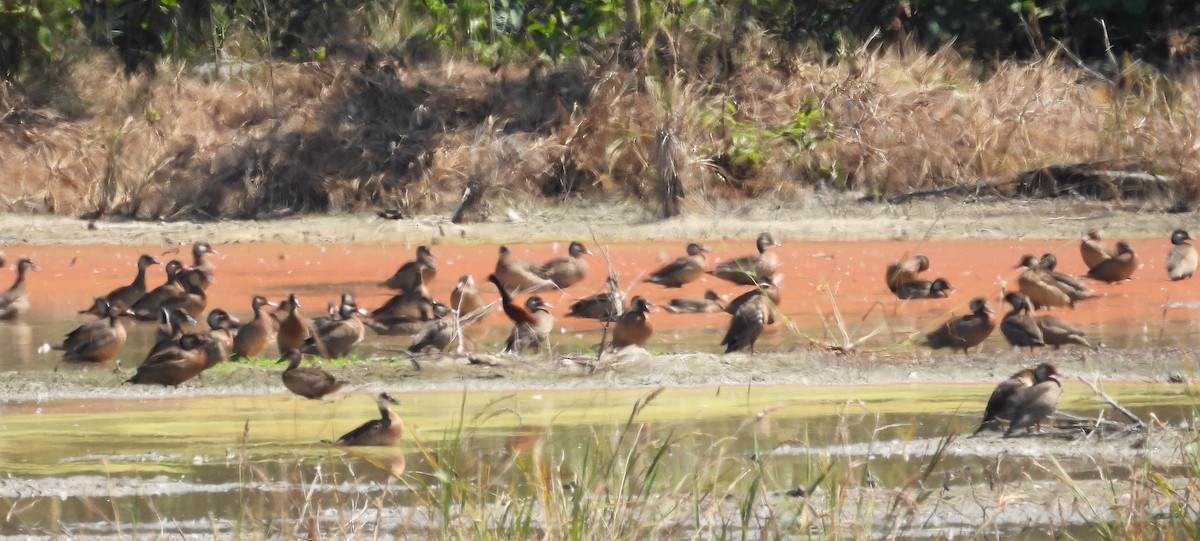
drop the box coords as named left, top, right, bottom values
left=0, top=0, right=78, bottom=80
left=710, top=98, right=830, bottom=185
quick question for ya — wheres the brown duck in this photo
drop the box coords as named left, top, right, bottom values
left=895, top=278, right=953, bottom=300
left=126, top=333, right=212, bottom=386
left=97, top=254, right=160, bottom=311
left=232, top=295, right=278, bottom=359
left=311, top=292, right=356, bottom=334
left=408, top=303, right=456, bottom=353
left=708, top=233, right=781, bottom=286
left=611, top=296, right=653, bottom=348
left=972, top=366, right=1037, bottom=436
left=494, top=245, right=555, bottom=293
left=334, top=393, right=404, bottom=446
left=1086, top=241, right=1138, bottom=283
left=922, top=297, right=997, bottom=354
left=204, top=308, right=240, bottom=364
left=1167, top=229, right=1197, bottom=281
left=147, top=307, right=197, bottom=358
left=1000, top=292, right=1044, bottom=352
left=1080, top=229, right=1113, bottom=269
left=503, top=295, right=554, bottom=355
left=160, top=268, right=210, bottom=319
left=1014, top=255, right=1072, bottom=309
left=566, top=276, right=624, bottom=321
left=55, top=299, right=129, bottom=363
left=646, top=243, right=710, bottom=288
left=1036, top=313, right=1096, bottom=351
left=304, top=303, right=367, bottom=358
left=128, top=260, right=188, bottom=320
left=192, top=242, right=219, bottom=278
left=721, top=293, right=769, bottom=354
left=449, top=275, right=487, bottom=321
left=276, top=294, right=310, bottom=353
left=1038, top=253, right=1094, bottom=305
left=665, top=290, right=726, bottom=314
left=279, top=349, right=347, bottom=399
left=1005, top=362, right=1065, bottom=437
left=367, top=299, right=445, bottom=336
left=725, top=276, right=782, bottom=324
left=0, top=258, right=39, bottom=320
left=381, top=245, right=437, bottom=291
left=885, top=254, right=929, bottom=293
left=537, top=241, right=592, bottom=289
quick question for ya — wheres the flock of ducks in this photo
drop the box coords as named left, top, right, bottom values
left=0, top=227, right=1192, bottom=440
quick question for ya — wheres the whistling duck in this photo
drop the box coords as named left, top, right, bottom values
left=1000, top=292, right=1045, bottom=352
left=1005, top=362, right=1065, bottom=437
left=97, top=254, right=160, bottom=311
left=1167, top=229, right=1197, bottom=281
left=56, top=299, right=128, bottom=363
left=276, top=294, right=310, bottom=353
left=1015, top=255, right=1072, bottom=309
left=304, top=303, right=367, bottom=358
left=126, top=333, right=212, bottom=386
left=504, top=296, right=554, bottom=355
left=450, top=275, right=488, bottom=321
left=192, top=242, right=218, bottom=278
left=647, top=243, right=710, bottom=288
left=922, top=297, right=997, bottom=354
left=1037, top=313, right=1096, bottom=351
left=566, top=276, right=624, bottom=321
left=1086, top=241, right=1138, bottom=283
left=885, top=254, right=930, bottom=293
left=232, top=295, right=277, bottom=359
left=972, top=366, right=1037, bottom=436
left=279, top=349, right=347, bottom=399
left=721, top=293, right=769, bottom=354
left=895, top=277, right=953, bottom=300
left=665, top=289, right=726, bottom=314
left=381, top=245, right=437, bottom=291
left=128, top=260, right=188, bottom=320
left=1080, top=229, right=1113, bottom=269
left=537, top=241, right=592, bottom=289
left=409, top=303, right=456, bottom=353
left=0, top=258, right=39, bottom=320
left=204, top=308, right=240, bottom=364
left=160, top=268, right=210, bottom=319
left=147, top=307, right=197, bottom=358
left=725, top=276, right=783, bottom=324
left=708, top=233, right=781, bottom=286
left=494, top=245, right=555, bottom=292
left=1038, top=253, right=1094, bottom=305
left=335, top=393, right=404, bottom=446
left=611, top=296, right=653, bottom=348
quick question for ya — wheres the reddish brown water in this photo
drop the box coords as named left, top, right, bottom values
left=1, top=236, right=1195, bottom=369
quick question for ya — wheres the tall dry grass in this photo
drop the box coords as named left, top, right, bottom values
left=0, top=21, right=1197, bottom=219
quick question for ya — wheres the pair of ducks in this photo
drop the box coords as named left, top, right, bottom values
left=646, top=233, right=782, bottom=289
left=124, top=307, right=238, bottom=385
left=974, top=362, right=1065, bottom=437
left=275, top=352, right=402, bottom=446
left=1079, top=230, right=1139, bottom=283
left=885, top=255, right=953, bottom=299
left=923, top=293, right=1093, bottom=354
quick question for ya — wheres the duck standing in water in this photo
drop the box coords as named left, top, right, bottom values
left=611, top=296, right=653, bottom=348
left=232, top=295, right=278, bottom=359
left=96, top=254, right=160, bottom=311
left=279, top=349, right=347, bottom=399
left=276, top=294, right=310, bottom=354
left=708, top=233, right=781, bottom=286
left=1005, top=363, right=1065, bottom=437
left=972, top=365, right=1037, bottom=436
left=0, top=258, right=39, bottom=320
left=885, top=254, right=929, bottom=293
left=1167, top=229, right=1197, bottom=281
left=922, top=297, right=997, bottom=354
left=721, top=293, right=769, bottom=354
left=537, top=241, right=592, bottom=289
left=646, top=243, right=710, bottom=288
left=1000, top=293, right=1044, bottom=352
left=125, top=333, right=212, bottom=386
left=55, top=299, right=129, bottom=363
left=334, top=393, right=404, bottom=446
left=303, top=302, right=367, bottom=358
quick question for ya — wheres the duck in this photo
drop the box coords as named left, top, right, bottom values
left=1036, top=313, right=1096, bottom=351
left=55, top=299, right=129, bottom=363
left=721, top=294, right=769, bottom=354
left=1004, top=362, right=1065, bottom=437
left=381, top=245, right=437, bottom=291
left=276, top=294, right=310, bottom=354
left=127, top=260, right=188, bottom=320
left=408, top=303, right=456, bottom=353
left=97, top=254, right=160, bottom=311
left=724, top=276, right=782, bottom=324
left=160, top=268, right=210, bottom=319
left=334, top=393, right=404, bottom=446
left=126, top=333, right=212, bottom=386
left=972, top=366, right=1037, bottom=436
left=303, top=303, right=367, bottom=358
left=1000, top=292, right=1045, bottom=352
left=147, top=307, right=197, bottom=358
left=367, top=300, right=446, bottom=336
left=1014, top=255, right=1072, bottom=309
left=1037, top=253, right=1094, bottom=305
left=0, top=258, right=39, bottom=320
left=191, top=242, right=219, bottom=278
left=611, top=296, right=653, bottom=348
left=1080, top=229, right=1113, bottom=269
left=278, top=349, right=347, bottom=399
left=1167, top=229, right=1197, bottom=281
left=646, top=243, right=710, bottom=288
left=885, top=254, right=930, bottom=293
left=449, top=275, right=488, bottom=321
left=205, top=308, right=240, bottom=361
left=665, top=290, right=726, bottom=314
left=1086, top=241, right=1138, bottom=283
left=312, top=292, right=356, bottom=334
left=494, top=245, right=555, bottom=293
left=371, top=271, right=432, bottom=323
left=895, top=277, right=953, bottom=300
left=537, top=241, right=592, bottom=289
left=503, top=296, right=554, bottom=355
left=922, top=297, right=997, bottom=354
left=566, top=276, right=624, bottom=321
left=232, top=295, right=278, bottom=359
left=708, top=233, right=781, bottom=286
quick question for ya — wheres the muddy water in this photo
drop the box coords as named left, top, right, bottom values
left=1, top=236, right=1198, bottom=370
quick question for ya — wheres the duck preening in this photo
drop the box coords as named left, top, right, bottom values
left=885, top=254, right=929, bottom=293
left=55, top=298, right=129, bottom=363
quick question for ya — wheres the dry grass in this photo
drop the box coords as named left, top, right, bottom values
left=1, top=24, right=1198, bottom=219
